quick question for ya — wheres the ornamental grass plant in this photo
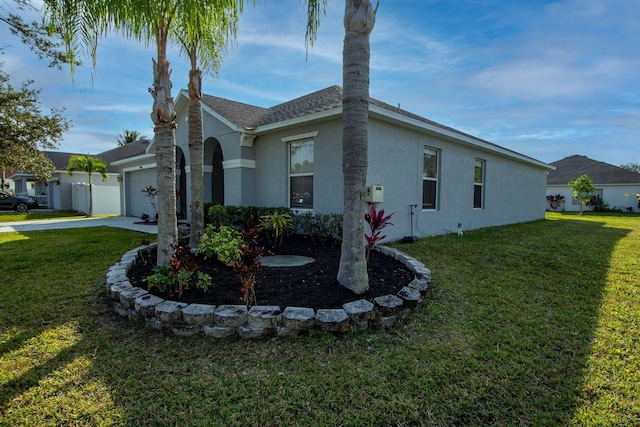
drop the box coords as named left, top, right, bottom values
left=0, top=213, right=638, bottom=425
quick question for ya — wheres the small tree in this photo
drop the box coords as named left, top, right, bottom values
left=0, top=67, right=69, bottom=183
left=66, top=154, right=108, bottom=216
left=568, top=174, right=596, bottom=215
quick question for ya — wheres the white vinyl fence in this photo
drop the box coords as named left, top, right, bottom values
left=71, top=183, right=121, bottom=215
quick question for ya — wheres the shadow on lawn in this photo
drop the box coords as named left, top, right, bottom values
left=393, top=217, right=632, bottom=425
left=0, top=218, right=634, bottom=425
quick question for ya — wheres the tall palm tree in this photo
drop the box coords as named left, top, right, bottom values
left=173, top=3, right=240, bottom=249
left=44, top=0, right=325, bottom=264
left=44, top=0, right=244, bottom=265
left=66, top=153, right=108, bottom=217
left=337, top=0, right=379, bottom=294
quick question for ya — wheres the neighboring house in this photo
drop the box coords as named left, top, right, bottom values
left=1, top=169, right=16, bottom=194
left=546, top=155, right=640, bottom=212
left=115, top=85, right=553, bottom=241
left=10, top=139, right=149, bottom=214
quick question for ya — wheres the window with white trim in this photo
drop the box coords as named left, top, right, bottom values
left=289, top=139, right=314, bottom=209
left=474, top=159, right=485, bottom=209
left=422, top=147, right=439, bottom=210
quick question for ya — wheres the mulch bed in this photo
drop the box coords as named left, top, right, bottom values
left=128, top=235, right=414, bottom=310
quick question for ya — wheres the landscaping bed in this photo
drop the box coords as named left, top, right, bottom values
left=127, top=235, right=414, bottom=309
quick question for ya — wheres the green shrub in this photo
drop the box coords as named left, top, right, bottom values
left=207, top=204, right=229, bottom=230
left=259, top=211, right=294, bottom=246
left=293, top=212, right=343, bottom=243
left=146, top=244, right=212, bottom=297
left=196, top=224, right=243, bottom=266
left=146, top=265, right=173, bottom=293
left=204, top=205, right=292, bottom=229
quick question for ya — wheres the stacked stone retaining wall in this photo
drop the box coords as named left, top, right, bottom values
left=106, top=244, right=431, bottom=339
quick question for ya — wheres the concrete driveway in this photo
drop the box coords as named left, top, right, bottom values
left=0, top=216, right=158, bottom=234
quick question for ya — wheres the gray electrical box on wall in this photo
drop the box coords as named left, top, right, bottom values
left=365, top=185, right=384, bottom=203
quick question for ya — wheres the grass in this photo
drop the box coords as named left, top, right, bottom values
left=0, top=211, right=86, bottom=223
left=0, top=212, right=638, bottom=426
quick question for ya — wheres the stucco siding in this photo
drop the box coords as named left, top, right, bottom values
left=142, top=90, right=551, bottom=242
left=602, top=185, right=639, bottom=212
left=250, top=116, right=548, bottom=242
left=365, top=119, right=547, bottom=241
left=253, top=120, right=344, bottom=212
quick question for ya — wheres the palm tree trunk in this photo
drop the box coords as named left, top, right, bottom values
left=151, top=28, right=178, bottom=266
left=188, top=46, right=205, bottom=249
left=87, top=173, right=93, bottom=217
left=337, top=0, right=378, bottom=294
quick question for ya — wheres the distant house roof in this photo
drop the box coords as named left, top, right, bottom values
left=548, top=155, right=640, bottom=185
left=96, top=139, right=151, bottom=172
left=199, top=85, right=549, bottom=168
left=43, top=139, right=151, bottom=174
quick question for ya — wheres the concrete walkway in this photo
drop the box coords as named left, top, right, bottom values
left=0, top=216, right=158, bottom=234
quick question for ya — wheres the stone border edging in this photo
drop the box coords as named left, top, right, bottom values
left=105, top=244, right=431, bottom=339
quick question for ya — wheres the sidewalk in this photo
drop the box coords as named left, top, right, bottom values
left=0, top=216, right=158, bottom=234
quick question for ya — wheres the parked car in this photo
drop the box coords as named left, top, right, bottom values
left=0, top=193, right=38, bottom=212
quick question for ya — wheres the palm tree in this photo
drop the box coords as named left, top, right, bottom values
left=117, top=129, right=142, bottom=146
left=43, top=0, right=246, bottom=265
left=66, top=153, right=108, bottom=217
left=337, top=0, right=379, bottom=294
left=44, top=0, right=325, bottom=264
left=173, top=4, right=240, bottom=249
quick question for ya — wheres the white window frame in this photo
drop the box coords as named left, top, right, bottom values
left=286, top=134, right=316, bottom=211
left=422, top=146, right=439, bottom=210
left=474, top=159, right=485, bottom=209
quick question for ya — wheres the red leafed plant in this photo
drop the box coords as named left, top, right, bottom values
left=147, top=243, right=211, bottom=299
left=546, top=194, right=565, bottom=210
left=168, top=243, right=199, bottom=298
left=364, top=202, right=394, bottom=263
left=232, top=228, right=264, bottom=307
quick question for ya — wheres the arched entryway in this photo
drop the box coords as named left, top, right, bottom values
left=204, top=138, right=224, bottom=205
left=176, top=146, right=187, bottom=218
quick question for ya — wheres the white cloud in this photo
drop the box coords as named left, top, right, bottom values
left=84, top=103, right=150, bottom=113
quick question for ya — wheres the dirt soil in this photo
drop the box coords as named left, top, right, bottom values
left=128, top=235, right=414, bottom=310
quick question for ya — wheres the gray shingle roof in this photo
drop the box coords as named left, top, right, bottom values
left=201, top=85, right=344, bottom=128
left=45, top=151, right=76, bottom=171
left=97, top=139, right=151, bottom=172
left=44, top=139, right=151, bottom=174
left=547, top=155, right=640, bottom=185
left=201, top=94, right=268, bottom=128
left=201, top=85, right=542, bottom=164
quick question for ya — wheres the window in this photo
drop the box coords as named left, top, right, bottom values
left=474, top=159, right=485, bottom=209
left=422, top=147, right=439, bottom=210
left=290, top=139, right=314, bottom=209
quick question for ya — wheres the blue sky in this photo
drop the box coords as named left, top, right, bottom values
left=2, top=0, right=639, bottom=167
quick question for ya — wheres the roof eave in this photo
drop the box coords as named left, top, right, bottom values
left=111, top=153, right=156, bottom=167
left=254, top=107, right=343, bottom=134
left=369, top=104, right=555, bottom=171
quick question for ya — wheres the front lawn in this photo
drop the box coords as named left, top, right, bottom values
left=0, top=210, right=86, bottom=223
left=0, top=213, right=638, bottom=425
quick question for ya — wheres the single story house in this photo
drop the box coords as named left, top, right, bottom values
left=11, top=140, right=149, bottom=214
left=114, top=85, right=554, bottom=241
left=546, top=155, right=640, bottom=212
